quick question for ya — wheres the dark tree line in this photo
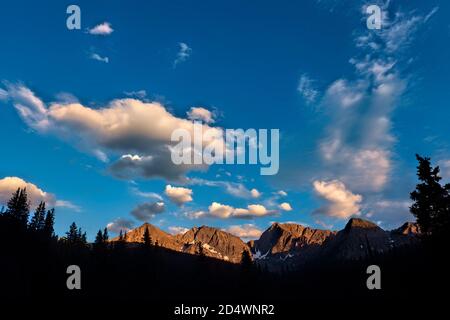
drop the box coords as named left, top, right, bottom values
left=1, top=188, right=56, bottom=238
left=0, top=154, right=449, bottom=306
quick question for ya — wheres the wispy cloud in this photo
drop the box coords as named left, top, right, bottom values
left=55, top=200, right=81, bottom=212
left=90, top=53, right=109, bottom=63
left=297, top=74, right=319, bottom=104
left=173, top=42, right=192, bottom=67
left=188, top=178, right=260, bottom=199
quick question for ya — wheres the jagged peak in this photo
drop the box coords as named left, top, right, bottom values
left=393, top=222, right=420, bottom=235
left=344, top=218, right=380, bottom=231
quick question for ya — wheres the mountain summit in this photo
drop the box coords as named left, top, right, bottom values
left=112, top=218, right=420, bottom=270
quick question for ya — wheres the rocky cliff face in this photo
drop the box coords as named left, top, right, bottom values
left=249, top=223, right=335, bottom=262
left=112, top=218, right=420, bottom=269
left=116, top=223, right=182, bottom=251
left=177, top=226, right=250, bottom=263
left=249, top=218, right=420, bottom=271
left=113, top=223, right=249, bottom=263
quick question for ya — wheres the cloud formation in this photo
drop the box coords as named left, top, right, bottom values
left=313, top=180, right=362, bottom=219
left=168, top=226, right=189, bottom=235
left=130, top=202, right=165, bottom=221
left=0, top=176, right=78, bottom=210
left=174, top=42, right=192, bottom=67
left=88, top=22, right=114, bottom=35
left=165, top=185, right=193, bottom=206
left=189, top=178, right=260, bottom=200
left=106, top=217, right=135, bottom=234
left=187, top=107, right=215, bottom=124
left=279, top=202, right=293, bottom=211
left=297, top=74, right=319, bottom=104
left=1, top=84, right=225, bottom=181
left=224, top=224, right=262, bottom=240
left=90, top=53, right=109, bottom=63
left=208, top=202, right=274, bottom=219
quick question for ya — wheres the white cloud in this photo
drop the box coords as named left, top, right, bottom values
left=90, top=53, right=109, bottom=63
left=88, top=22, right=114, bottom=35
left=0, top=88, right=8, bottom=100
left=277, top=190, right=288, bottom=197
left=168, top=226, right=189, bottom=235
left=2, top=84, right=226, bottom=181
left=313, top=180, right=362, bottom=219
left=297, top=74, right=319, bottom=104
left=250, top=188, right=261, bottom=198
left=279, top=202, right=293, bottom=211
left=208, top=202, right=234, bottom=218
left=55, top=200, right=81, bottom=212
left=130, top=202, right=165, bottom=221
left=224, top=224, right=262, bottom=240
left=208, top=202, right=274, bottom=219
left=438, top=160, right=450, bottom=180
left=107, top=217, right=135, bottom=234
left=174, top=42, right=192, bottom=67
left=184, top=210, right=206, bottom=220
left=165, top=185, right=193, bottom=206
left=0, top=176, right=78, bottom=210
left=187, top=107, right=215, bottom=124
left=131, top=187, right=163, bottom=201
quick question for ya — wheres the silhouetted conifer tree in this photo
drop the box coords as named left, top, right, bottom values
left=29, top=201, right=46, bottom=231
left=102, top=227, right=109, bottom=242
left=410, top=154, right=450, bottom=238
left=5, top=188, right=30, bottom=226
left=142, top=227, right=152, bottom=246
left=43, top=209, right=55, bottom=238
left=95, top=229, right=104, bottom=245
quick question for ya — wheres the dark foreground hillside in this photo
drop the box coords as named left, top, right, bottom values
left=0, top=215, right=448, bottom=315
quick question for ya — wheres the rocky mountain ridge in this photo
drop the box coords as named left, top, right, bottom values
left=112, top=218, right=420, bottom=268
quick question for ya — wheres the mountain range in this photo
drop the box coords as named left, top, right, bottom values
left=112, top=218, right=420, bottom=271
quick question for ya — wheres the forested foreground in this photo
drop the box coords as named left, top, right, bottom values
left=0, top=155, right=449, bottom=310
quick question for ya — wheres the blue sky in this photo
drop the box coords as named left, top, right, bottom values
left=0, top=0, right=449, bottom=240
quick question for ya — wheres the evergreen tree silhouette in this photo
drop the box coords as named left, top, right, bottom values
left=95, top=229, right=104, bottom=245
left=5, top=188, right=30, bottom=226
left=142, top=226, right=152, bottom=246
left=410, top=154, right=450, bottom=238
left=29, top=201, right=46, bottom=231
left=102, top=227, right=109, bottom=242
left=66, top=222, right=79, bottom=243
left=43, top=209, right=55, bottom=238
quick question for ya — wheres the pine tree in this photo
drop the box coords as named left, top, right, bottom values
left=95, top=229, right=104, bottom=245
left=81, top=232, right=87, bottom=245
left=118, top=230, right=124, bottom=241
left=410, top=154, right=450, bottom=237
left=66, top=222, right=79, bottom=244
left=142, top=227, right=152, bottom=246
left=43, top=209, right=55, bottom=238
left=29, top=201, right=46, bottom=231
left=5, top=188, right=30, bottom=226
left=102, top=227, right=109, bottom=242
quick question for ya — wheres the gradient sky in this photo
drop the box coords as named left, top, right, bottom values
left=0, top=0, right=449, bottom=240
